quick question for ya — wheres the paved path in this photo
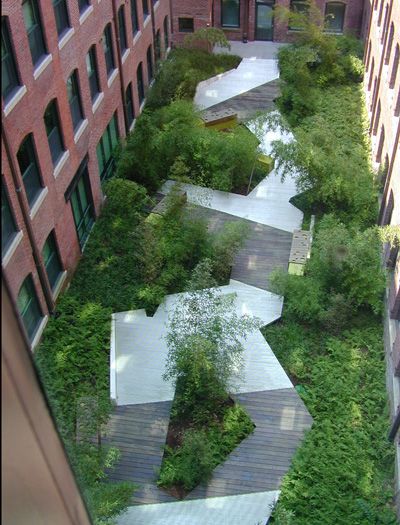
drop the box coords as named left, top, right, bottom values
left=214, top=41, right=287, bottom=60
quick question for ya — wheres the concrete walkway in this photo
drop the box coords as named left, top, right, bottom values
left=214, top=41, right=288, bottom=60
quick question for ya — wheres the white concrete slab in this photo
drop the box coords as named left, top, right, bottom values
left=215, top=40, right=288, bottom=60
left=117, top=489, right=280, bottom=525
left=195, top=58, right=279, bottom=110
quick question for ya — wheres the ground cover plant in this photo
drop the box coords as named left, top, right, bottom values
left=158, top=272, right=259, bottom=496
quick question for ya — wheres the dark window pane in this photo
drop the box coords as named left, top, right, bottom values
left=146, top=45, right=153, bottom=83
left=78, top=0, right=90, bottom=13
left=52, top=0, right=70, bottom=37
left=96, top=114, right=119, bottom=181
left=118, top=7, right=128, bottom=52
left=103, top=24, right=115, bottom=75
left=69, top=165, right=94, bottom=247
left=155, top=30, right=161, bottom=62
left=142, top=0, right=149, bottom=17
left=86, top=46, right=100, bottom=101
left=17, top=135, right=42, bottom=207
left=131, top=0, right=139, bottom=35
left=125, top=83, right=134, bottom=128
left=17, top=275, right=43, bottom=341
left=44, top=101, right=65, bottom=166
left=163, top=16, right=169, bottom=50
left=325, top=2, right=345, bottom=33
left=178, top=18, right=194, bottom=32
left=289, top=1, right=308, bottom=30
left=2, top=184, right=18, bottom=256
left=22, top=0, right=46, bottom=66
left=222, top=0, right=239, bottom=28
left=137, top=62, right=144, bottom=104
left=67, top=70, right=84, bottom=130
left=2, top=17, right=20, bottom=100
left=42, top=232, right=62, bottom=290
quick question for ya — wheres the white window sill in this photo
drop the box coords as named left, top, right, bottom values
left=58, top=28, right=75, bottom=50
left=129, top=118, right=136, bottom=133
left=92, top=92, right=104, bottom=112
left=74, top=119, right=89, bottom=143
left=139, top=100, right=146, bottom=113
left=33, top=54, right=53, bottom=80
left=2, top=231, right=23, bottom=268
left=53, top=150, right=70, bottom=178
left=133, top=30, right=142, bottom=45
left=52, top=270, right=68, bottom=300
left=29, top=187, right=48, bottom=220
left=154, top=0, right=160, bottom=10
left=79, top=5, right=93, bottom=25
left=144, top=15, right=151, bottom=28
left=122, top=48, right=131, bottom=64
left=3, top=86, right=27, bottom=117
left=31, top=315, right=49, bottom=351
left=107, top=68, right=119, bottom=88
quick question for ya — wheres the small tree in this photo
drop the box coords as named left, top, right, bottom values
left=163, top=281, right=260, bottom=423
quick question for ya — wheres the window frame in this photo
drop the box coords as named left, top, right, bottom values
left=103, top=24, right=115, bottom=76
left=52, top=0, right=71, bottom=38
left=163, top=16, right=169, bottom=50
left=78, top=0, right=90, bottom=14
left=221, top=0, right=240, bottom=29
left=67, top=159, right=94, bottom=249
left=324, top=1, right=346, bottom=34
left=44, top=100, right=65, bottom=167
left=22, top=0, right=47, bottom=66
left=125, top=83, right=135, bottom=129
left=142, top=0, right=149, bottom=19
left=2, top=17, right=21, bottom=101
left=17, top=275, right=43, bottom=342
left=289, top=0, right=308, bottom=31
left=118, top=6, right=128, bottom=54
left=86, top=46, right=100, bottom=101
left=17, top=134, right=44, bottom=208
left=42, top=231, right=63, bottom=292
left=96, top=113, right=120, bottom=182
left=389, top=44, right=399, bottom=90
left=146, top=44, right=153, bottom=84
left=131, top=0, right=139, bottom=36
left=2, top=182, right=19, bottom=258
left=137, top=62, right=145, bottom=104
left=178, top=17, right=194, bottom=33
left=67, top=70, right=84, bottom=131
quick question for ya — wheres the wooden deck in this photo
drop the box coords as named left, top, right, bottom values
left=201, top=79, right=280, bottom=121
left=190, top=206, right=292, bottom=291
left=103, top=389, right=312, bottom=504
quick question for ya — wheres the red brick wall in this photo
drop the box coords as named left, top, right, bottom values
left=2, top=0, right=170, bottom=326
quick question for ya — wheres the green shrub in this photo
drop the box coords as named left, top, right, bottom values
left=210, top=220, right=250, bottom=283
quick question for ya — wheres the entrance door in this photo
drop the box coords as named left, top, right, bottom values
left=255, top=0, right=274, bottom=41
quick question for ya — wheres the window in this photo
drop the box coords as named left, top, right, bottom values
left=68, top=161, right=94, bottom=248
left=147, top=45, right=153, bottom=83
left=103, top=24, right=115, bottom=76
left=137, top=62, right=145, bottom=104
left=373, top=99, right=381, bottom=135
left=377, top=0, right=384, bottom=26
left=67, top=70, right=84, bottom=131
left=221, top=0, right=239, bottom=28
left=142, top=0, right=149, bottom=18
left=178, top=18, right=194, bottom=32
left=2, top=183, right=18, bottom=257
left=368, top=58, right=375, bottom=90
left=86, top=46, right=100, bottom=101
left=17, top=134, right=43, bottom=207
left=385, top=23, right=394, bottom=65
left=155, top=29, right=161, bottom=62
left=164, top=16, right=169, bottom=50
left=2, top=17, right=20, bottom=101
left=125, top=83, right=134, bottom=129
left=118, top=6, right=128, bottom=53
left=78, top=0, right=90, bottom=13
left=22, top=0, right=47, bottom=66
left=365, top=40, right=371, bottom=71
left=96, top=113, right=119, bottom=182
left=325, top=2, right=345, bottom=33
left=289, top=1, right=308, bottom=30
left=42, top=231, right=63, bottom=291
left=389, top=44, right=399, bottom=90
left=376, top=125, right=385, bottom=163
left=395, top=88, right=400, bottom=117
left=17, top=275, right=43, bottom=342
left=44, top=100, right=65, bottom=166
left=131, top=0, right=139, bottom=35
left=381, top=4, right=389, bottom=42
left=52, top=0, right=70, bottom=37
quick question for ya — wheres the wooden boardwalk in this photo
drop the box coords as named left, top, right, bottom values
left=201, top=79, right=280, bottom=121
left=190, top=206, right=292, bottom=291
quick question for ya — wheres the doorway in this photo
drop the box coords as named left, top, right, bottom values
left=255, top=0, right=274, bottom=41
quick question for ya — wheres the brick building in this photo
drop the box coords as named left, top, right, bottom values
left=2, top=0, right=171, bottom=348
left=363, top=0, right=400, bottom=515
left=171, top=0, right=366, bottom=45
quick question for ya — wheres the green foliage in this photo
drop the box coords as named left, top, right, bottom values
left=145, top=47, right=240, bottom=110
left=158, top=405, right=254, bottom=492
left=183, top=28, right=231, bottom=51
left=210, top=220, right=250, bottom=283
left=263, top=321, right=396, bottom=524
left=117, top=100, right=259, bottom=192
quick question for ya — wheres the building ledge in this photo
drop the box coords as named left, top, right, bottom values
left=79, top=5, right=93, bottom=25
left=33, top=54, right=53, bottom=80
left=122, top=48, right=131, bottom=64
left=2, top=231, right=23, bottom=268
left=3, top=86, right=27, bottom=117
left=53, top=151, right=70, bottom=178
left=133, top=30, right=142, bottom=45
left=144, top=15, right=151, bottom=28
left=107, top=68, right=119, bottom=88
left=74, top=119, right=89, bottom=143
left=52, top=270, right=68, bottom=300
left=29, top=187, right=48, bottom=220
left=31, top=315, right=49, bottom=351
left=58, top=28, right=75, bottom=50
left=92, top=92, right=104, bottom=113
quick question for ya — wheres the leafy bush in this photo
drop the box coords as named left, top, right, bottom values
left=210, top=220, right=250, bottom=283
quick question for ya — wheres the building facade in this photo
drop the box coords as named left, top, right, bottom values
left=363, top=0, right=400, bottom=515
left=2, top=0, right=171, bottom=348
left=171, top=0, right=366, bottom=45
